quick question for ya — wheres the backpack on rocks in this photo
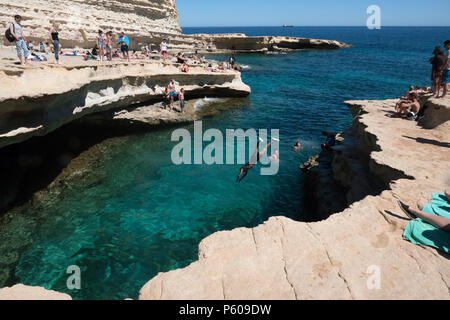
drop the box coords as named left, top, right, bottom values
left=5, top=24, right=15, bottom=42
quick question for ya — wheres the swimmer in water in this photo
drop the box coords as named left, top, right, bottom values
left=293, top=142, right=302, bottom=151
left=237, top=137, right=279, bottom=183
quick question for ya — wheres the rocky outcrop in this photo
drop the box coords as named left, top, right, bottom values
left=0, top=62, right=250, bottom=150
left=138, top=96, right=450, bottom=300
left=0, top=284, right=72, bottom=300
left=0, top=0, right=181, bottom=48
left=179, top=35, right=350, bottom=53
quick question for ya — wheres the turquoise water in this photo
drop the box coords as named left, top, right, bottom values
left=1, top=27, right=450, bottom=299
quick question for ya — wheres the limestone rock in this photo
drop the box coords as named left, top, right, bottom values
left=139, top=96, right=450, bottom=300
left=0, top=0, right=180, bottom=48
left=0, top=284, right=71, bottom=300
left=0, top=62, right=250, bottom=150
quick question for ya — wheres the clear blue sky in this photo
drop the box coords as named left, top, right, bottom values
left=176, top=0, right=450, bottom=27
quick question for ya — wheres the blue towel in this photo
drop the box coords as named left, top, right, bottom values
left=403, top=193, right=450, bottom=253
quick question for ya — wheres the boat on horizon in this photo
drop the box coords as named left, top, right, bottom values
left=283, top=24, right=294, bottom=27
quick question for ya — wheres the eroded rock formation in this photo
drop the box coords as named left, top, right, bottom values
left=0, top=62, right=250, bottom=150
left=0, top=0, right=181, bottom=48
left=138, top=96, right=450, bottom=300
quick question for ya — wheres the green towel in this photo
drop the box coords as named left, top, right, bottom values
left=403, top=193, right=450, bottom=253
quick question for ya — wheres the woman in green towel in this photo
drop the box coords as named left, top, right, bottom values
left=398, top=191, right=450, bottom=233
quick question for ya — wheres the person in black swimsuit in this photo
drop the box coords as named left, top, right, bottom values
left=237, top=138, right=278, bottom=183
left=48, top=24, right=61, bottom=64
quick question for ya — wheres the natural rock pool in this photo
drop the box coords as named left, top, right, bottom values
left=0, top=27, right=446, bottom=299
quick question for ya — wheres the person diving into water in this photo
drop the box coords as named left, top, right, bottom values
left=237, top=137, right=279, bottom=183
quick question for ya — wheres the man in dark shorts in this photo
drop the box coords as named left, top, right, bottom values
left=237, top=138, right=279, bottom=183
left=229, top=55, right=236, bottom=70
left=117, top=32, right=130, bottom=62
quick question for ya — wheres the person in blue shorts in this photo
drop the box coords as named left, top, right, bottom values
left=168, top=80, right=176, bottom=111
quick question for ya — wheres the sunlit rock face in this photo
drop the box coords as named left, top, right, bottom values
left=0, top=0, right=181, bottom=47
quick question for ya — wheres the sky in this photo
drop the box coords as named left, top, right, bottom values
left=176, top=0, right=450, bottom=27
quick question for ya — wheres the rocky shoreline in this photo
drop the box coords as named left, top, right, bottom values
left=3, top=95, right=447, bottom=300
left=136, top=95, right=449, bottom=300
left=0, top=62, right=250, bottom=150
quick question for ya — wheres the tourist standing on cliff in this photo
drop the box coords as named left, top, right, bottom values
left=161, top=40, right=168, bottom=64
left=430, top=46, right=446, bottom=95
left=97, top=30, right=105, bottom=62
left=179, top=88, right=185, bottom=114
left=49, top=23, right=61, bottom=65
left=9, top=15, right=29, bottom=65
left=117, top=32, right=130, bottom=62
left=439, top=40, right=450, bottom=99
left=229, top=55, right=236, bottom=70
left=168, top=80, right=176, bottom=111
left=104, top=31, right=113, bottom=61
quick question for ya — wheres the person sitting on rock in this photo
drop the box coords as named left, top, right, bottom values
left=395, top=86, right=415, bottom=113
left=398, top=191, right=450, bottom=233
left=321, top=131, right=336, bottom=152
left=396, top=92, right=420, bottom=119
left=176, top=52, right=187, bottom=64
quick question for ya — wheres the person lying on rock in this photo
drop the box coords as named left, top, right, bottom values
left=398, top=191, right=450, bottom=233
left=180, top=62, right=190, bottom=73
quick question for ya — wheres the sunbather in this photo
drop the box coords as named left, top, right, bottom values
left=398, top=191, right=450, bottom=233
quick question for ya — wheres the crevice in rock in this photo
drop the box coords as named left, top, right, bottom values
left=251, top=228, right=259, bottom=254
left=305, top=224, right=354, bottom=299
left=221, top=277, right=227, bottom=300
left=278, top=220, right=299, bottom=300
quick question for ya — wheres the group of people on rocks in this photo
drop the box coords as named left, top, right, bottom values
left=393, top=40, right=450, bottom=120
left=164, top=80, right=186, bottom=114
left=430, top=40, right=450, bottom=98
left=7, top=14, right=237, bottom=72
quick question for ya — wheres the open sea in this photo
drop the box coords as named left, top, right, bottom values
left=1, top=27, right=449, bottom=299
